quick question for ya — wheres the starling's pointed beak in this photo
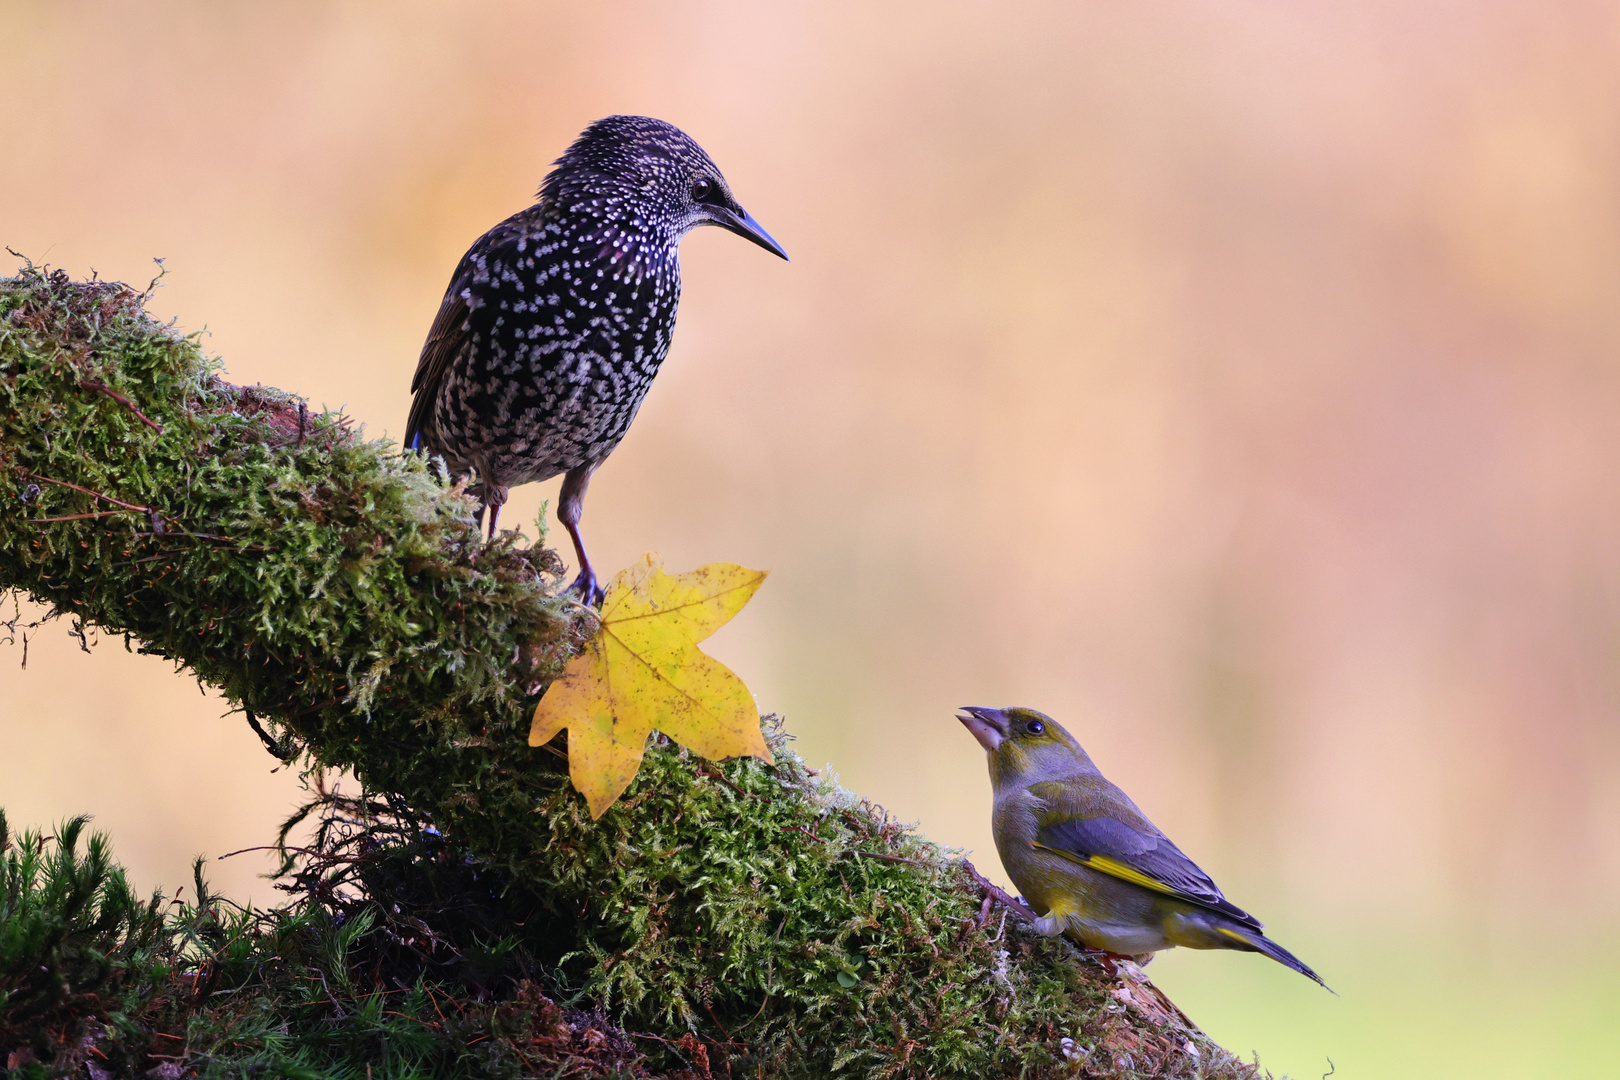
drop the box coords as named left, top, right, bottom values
left=956, top=707, right=1008, bottom=752
left=711, top=206, right=789, bottom=261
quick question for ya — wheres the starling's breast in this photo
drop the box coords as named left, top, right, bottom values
left=432, top=212, right=682, bottom=486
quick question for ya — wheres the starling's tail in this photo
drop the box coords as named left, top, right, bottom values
left=1217, top=926, right=1333, bottom=992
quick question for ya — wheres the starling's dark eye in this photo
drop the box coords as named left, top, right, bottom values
left=1025, top=720, right=1045, bottom=735
left=691, top=179, right=715, bottom=203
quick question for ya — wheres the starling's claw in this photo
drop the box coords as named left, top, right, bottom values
left=566, top=567, right=604, bottom=608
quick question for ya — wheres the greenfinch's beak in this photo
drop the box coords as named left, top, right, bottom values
left=957, top=707, right=1008, bottom=752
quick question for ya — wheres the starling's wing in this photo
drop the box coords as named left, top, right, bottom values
left=1028, top=780, right=1263, bottom=931
left=404, top=210, right=558, bottom=451
left=403, top=273, right=472, bottom=452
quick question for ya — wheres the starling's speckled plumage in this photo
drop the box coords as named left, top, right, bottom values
left=405, top=115, right=787, bottom=603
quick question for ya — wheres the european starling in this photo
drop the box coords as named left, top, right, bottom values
left=404, top=115, right=787, bottom=604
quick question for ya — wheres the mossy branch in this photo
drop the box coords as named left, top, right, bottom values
left=0, top=264, right=1261, bottom=1079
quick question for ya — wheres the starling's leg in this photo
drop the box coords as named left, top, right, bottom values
left=558, top=463, right=603, bottom=606
left=484, top=484, right=509, bottom=540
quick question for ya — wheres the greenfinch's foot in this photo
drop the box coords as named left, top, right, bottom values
left=1078, top=947, right=1139, bottom=980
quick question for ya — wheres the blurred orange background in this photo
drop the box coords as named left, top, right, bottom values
left=4, top=2, right=1619, bottom=1075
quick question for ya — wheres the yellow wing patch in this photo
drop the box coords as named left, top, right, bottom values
left=1032, top=843, right=1185, bottom=900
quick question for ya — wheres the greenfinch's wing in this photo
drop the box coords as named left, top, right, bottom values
left=1028, top=783, right=1262, bottom=931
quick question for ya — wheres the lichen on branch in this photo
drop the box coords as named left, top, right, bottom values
left=0, top=263, right=1259, bottom=1079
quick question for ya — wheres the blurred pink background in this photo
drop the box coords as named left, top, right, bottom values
left=4, top=3, right=1619, bottom=1074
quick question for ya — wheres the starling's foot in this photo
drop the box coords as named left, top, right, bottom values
left=566, top=567, right=604, bottom=608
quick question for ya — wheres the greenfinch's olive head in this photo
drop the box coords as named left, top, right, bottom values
left=956, top=706, right=1098, bottom=787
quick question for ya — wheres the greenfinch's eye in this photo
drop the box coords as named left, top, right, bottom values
left=1025, top=719, right=1045, bottom=735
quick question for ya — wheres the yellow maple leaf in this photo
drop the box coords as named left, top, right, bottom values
left=529, top=553, right=773, bottom=818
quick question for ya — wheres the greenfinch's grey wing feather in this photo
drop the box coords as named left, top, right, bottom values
left=1032, top=802, right=1263, bottom=932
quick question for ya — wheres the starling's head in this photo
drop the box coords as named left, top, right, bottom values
left=542, top=115, right=787, bottom=260
left=956, top=706, right=1098, bottom=789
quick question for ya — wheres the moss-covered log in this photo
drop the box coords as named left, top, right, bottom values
left=0, top=264, right=1261, bottom=1079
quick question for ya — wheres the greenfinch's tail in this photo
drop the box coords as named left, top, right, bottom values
left=1217, top=926, right=1332, bottom=992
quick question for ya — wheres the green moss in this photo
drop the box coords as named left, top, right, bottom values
left=0, top=811, right=168, bottom=1066
left=0, top=263, right=1262, bottom=1079
left=0, top=809, right=660, bottom=1079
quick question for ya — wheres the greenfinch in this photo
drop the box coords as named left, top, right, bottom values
left=957, top=706, right=1327, bottom=988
